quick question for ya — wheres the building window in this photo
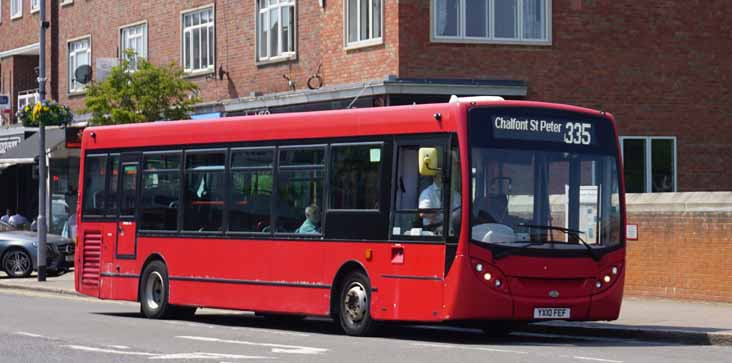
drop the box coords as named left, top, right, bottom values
left=120, top=22, right=148, bottom=70
left=621, top=137, right=677, bottom=193
left=257, top=0, right=295, bottom=62
left=68, top=37, right=91, bottom=93
left=432, top=0, right=550, bottom=44
left=30, top=0, right=39, bottom=13
left=11, top=0, right=22, bottom=19
left=17, top=89, right=39, bottom=110
left=345, top=0, right=382, bottom=46
left=182, top=6, right=215, bottom=74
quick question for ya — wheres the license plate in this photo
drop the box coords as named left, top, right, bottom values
left=533, top=307, right=570, bottom=319
left=65, top=255, right=74, bottom=262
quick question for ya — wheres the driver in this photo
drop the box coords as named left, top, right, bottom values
left=472, top=193, right=519, bottom=243
left=419, top=174, right=460, bottom=231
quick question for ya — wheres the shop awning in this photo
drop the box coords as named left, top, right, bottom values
left=0, top=128, right=66, bottom=168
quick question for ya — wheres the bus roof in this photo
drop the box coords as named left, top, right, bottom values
left=82, top=100, right=607, bottom=151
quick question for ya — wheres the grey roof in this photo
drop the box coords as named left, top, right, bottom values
left=0, top=128, right=65, bottom=165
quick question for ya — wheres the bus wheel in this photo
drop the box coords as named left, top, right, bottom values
left=338, top=271, right=377, bottom=336
left=140, top=261, right=173, bottom=319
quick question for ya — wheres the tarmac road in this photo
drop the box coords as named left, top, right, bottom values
left=0, top=288, right=731, bottom=363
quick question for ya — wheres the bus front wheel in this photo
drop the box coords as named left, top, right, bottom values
left=338, top=271, right=377, bottom=336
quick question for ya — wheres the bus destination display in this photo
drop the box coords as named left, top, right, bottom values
left=492, top=115, right=596, bottom=145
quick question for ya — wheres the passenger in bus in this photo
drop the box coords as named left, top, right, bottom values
left=295, top=204, right=321, bottom=234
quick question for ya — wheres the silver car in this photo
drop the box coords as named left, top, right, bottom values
left=0, top=222, right=75, bottom=278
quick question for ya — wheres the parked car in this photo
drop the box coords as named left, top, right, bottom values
left=0, top=221, right=74, bottom=278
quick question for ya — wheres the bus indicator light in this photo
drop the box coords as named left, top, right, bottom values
left=365, top=249, right=373, bottom=261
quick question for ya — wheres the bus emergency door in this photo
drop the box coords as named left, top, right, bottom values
left=115, top=153, right=140, bottom=259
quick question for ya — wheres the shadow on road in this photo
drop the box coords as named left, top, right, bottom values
left=92, top=311, right=691, bottom=348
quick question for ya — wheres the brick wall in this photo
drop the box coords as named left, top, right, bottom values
left=54, top=0, right=398, bottom=112
left=624, top=193, right=732, bottom=302
left=397, top=0, right=732, bottom=191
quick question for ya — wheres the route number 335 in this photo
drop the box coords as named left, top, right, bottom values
left=564, top=122, right=592, bottom=145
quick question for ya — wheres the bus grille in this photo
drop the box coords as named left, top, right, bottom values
left=81, top=231, right=102, bottom=286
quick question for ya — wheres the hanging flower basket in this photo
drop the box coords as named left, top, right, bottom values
left=16, top=100, right=73, bottom=127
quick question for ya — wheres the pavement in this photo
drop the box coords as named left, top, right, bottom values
left=1, top=270, right=731, bottom=346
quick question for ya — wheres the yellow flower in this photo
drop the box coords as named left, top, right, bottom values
left=43, top=106, right=49, bottom=112
left=32, top=102, right=42, bottom=119
left=24, top=106, right=30, bottom=112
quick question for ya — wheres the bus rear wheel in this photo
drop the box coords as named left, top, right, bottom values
left=338, top=271, right=377, bottom=336
left=140, top=261, right=174, bottom=319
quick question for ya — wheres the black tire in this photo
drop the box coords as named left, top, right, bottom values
left=2, top=248, right=33, bottom=278
left=337, top=271, right=377, bottom=336
left=139, top=261, right=174, bottom=319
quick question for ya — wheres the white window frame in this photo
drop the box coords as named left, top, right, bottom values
left=10, top=0, right=22, bottom=19
left=60, top=0, right=73, bottom=6
left=620, top=136, right=678, bottom=193
left=431, top=0, right=552, bottom=45
left=68, top=36, right=92, bottom=94
left=120, top=21, right=148, bottom=70
left=17, top=89, right=39, bottom=110
left=344, top=0, right=384, bottom=49
left=256, top=0, right=297, bottom=63
left=30, top=0, right=39, bottom=13
left=181, top=5, right=216, bottom=75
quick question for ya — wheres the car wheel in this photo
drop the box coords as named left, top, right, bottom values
left=338, top=271, right=377, bottom=336
left=2, top=248, right=33, bottom=278
left=139, top=261, right=174, bottom=319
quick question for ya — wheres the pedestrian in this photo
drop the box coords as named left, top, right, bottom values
left=1, top=208, right=12, bottom=223
left=8, top=210, right=30, bottom=228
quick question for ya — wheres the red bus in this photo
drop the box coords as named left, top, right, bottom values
left=74, top=97, right=625, bottom=336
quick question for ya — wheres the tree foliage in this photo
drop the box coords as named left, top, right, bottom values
left=83, top=52, right=200, bottom=125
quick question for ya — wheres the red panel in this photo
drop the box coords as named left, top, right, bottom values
left=115, top=221, right=136, bottom=256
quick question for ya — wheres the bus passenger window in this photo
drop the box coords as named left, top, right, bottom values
left=140, top=153, right=181, bottom=231
left=82, top=155, right=107, bottom=216
left=276, top=147, right=324, bottom=234
left=183, top=151, right=225, bottom=232
left=330, top=144, right=381, bottom=210
left=229, top=148, right=274, bottom=233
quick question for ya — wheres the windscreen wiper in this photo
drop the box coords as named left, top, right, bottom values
left=492, top=241, right=552, bottom=260
left=518, top=224, right=600, bottom=261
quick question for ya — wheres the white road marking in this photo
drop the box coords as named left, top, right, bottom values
left=63, top=345, right=155, bottom=356
left=15, top=332, right=46, bottom=338
left=177, top=335, right=328, bottom=355
left=63, top=345, right=270, bottom=360
left=411, top=342, right=527, bottom=354
left=574, top=357, right=623, bottom=363
left=106, top=345, right=130, bottom=349
left=149, top=352, right=270, bottom=360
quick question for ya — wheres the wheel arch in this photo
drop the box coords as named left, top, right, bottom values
left=329, top=260, right=370, bottom=317
left=137, top=253, right=167, bottom=302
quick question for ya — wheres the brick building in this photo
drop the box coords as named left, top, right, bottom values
left=1, top=0, right=731, bottom=223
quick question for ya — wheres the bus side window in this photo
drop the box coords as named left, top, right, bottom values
left=140, top=152, right=181, bottom=231
left=82, top=155, right=107, bottom=216
left=275, top=147, right=324, bottom=235
left=229, top=148, right=274, bottom=233
left=392, top=143, right=446, bottom=238
left=183, top=151, right=225, bottom=232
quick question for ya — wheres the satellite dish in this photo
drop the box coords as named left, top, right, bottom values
left=75, top=65, right=93, bottom=84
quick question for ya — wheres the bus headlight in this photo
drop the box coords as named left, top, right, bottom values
left=483, top=272, right=492, bottom=281
left=475, top=263, right=484, bottom=272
